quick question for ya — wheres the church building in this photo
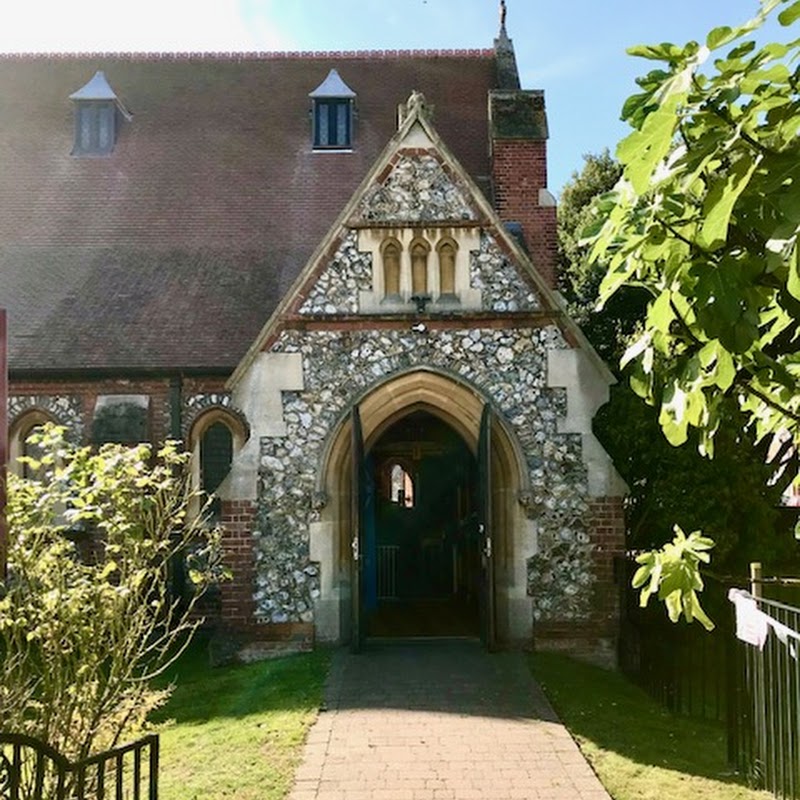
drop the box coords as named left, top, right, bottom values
left=0, top=13, right=626, bottom=658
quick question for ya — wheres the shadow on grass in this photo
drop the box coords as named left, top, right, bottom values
left=150, top=634, right=332, bottom=725
left=530, top=652, right=755, bottom=791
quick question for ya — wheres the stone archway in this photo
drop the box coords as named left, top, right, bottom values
left=309, top=369, right=536, bottom=646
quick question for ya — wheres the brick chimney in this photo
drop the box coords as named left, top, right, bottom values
left=490, top=22, right=558, bottom=289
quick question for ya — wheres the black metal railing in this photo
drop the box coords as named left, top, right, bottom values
left=731, top=592, right=800, bottom=799
left=0, top=733, right=158, bottom=800
left=617, top=560, right=736, bottom=723
left=618, top=557, right=800, bottom=799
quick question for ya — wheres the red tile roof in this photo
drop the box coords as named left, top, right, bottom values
left=0, top=51, right=497, bottom=372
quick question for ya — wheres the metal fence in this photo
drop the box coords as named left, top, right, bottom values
left=619, top=558, right=800, bottom=800
left=730, top=591, right=800, bottom=799
left=0, top=733, right=158, bottom=800
left=618, top=561, right=736, bottom=724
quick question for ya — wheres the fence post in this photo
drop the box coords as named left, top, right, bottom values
left=750, top=562, right=762, bottom=599
left=724, top=599, right=739, bottom=766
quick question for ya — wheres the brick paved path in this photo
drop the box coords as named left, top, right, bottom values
left=289, top=640, right=610, bottom=800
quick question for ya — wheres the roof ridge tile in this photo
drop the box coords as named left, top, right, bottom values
left=0, top=48, right=495, bottom=62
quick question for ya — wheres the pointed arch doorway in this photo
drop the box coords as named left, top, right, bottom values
left=360, top=409, right=481, bottom=639
left=314, top=370, right=529, bottom=651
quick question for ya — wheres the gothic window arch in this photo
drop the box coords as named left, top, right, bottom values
left=381, top=238, right=402, bottom=300
left=380, top=459, right=415, bottom=508
left=189, top=409, right=247, bottom=521
left=437, top=238, right=458, bottom=299
left=410, top=238, right=430, bottom=297
left=9, top=409, right=56, bottom=479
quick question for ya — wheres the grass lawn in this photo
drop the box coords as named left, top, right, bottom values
left=150, top=640, right=331, bottom=800
left=531, top=653, right=772, bottom=800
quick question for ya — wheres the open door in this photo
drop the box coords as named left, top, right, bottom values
left=350, top=405, right=365, bottom=653
left=478, top=403, right=496, bottom=650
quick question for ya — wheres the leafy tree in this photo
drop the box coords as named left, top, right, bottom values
left=559, top=153, right=792, bottom=577
left=0, top=425, right=225, bottom=763
left=593, top=0, right=800, bottom=458
left=558, top=151, right=648, bottom=366
left=589, top=0, right=800, bottom=623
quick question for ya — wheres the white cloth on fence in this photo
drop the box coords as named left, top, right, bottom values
left=728, top=588, right=800, bottom=658
left=729, top=589, right=769, bottom=649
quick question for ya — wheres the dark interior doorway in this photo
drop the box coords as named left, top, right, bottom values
left=363, top=410, right=480, bottom=638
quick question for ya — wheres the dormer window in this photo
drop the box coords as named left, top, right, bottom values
left=70, top=70, right=130, bottom=157
left=309, top=69, right=356, bottom=151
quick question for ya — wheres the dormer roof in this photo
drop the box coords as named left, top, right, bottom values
left=69, top=69, right=132, bottom=119
left=309, top=68, right=356, bottom=98
left=69, top=69, right=117, bottom=100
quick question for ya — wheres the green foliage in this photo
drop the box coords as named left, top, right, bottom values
left=587, top=0, right=800, bottom=622
left=632, top=526, right=716, bottom=630
left=558, top=151, right=648, bottom=366
left=592, top=0, right=800, bottom=461
left=559, top=153, right=794, bottom=574
left=594, top=386, right=794, bottom=570
left=0, top=425, right=226, bottom=761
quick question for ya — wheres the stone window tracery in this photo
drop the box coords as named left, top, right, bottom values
left=360, top=228, right=481, bottom=311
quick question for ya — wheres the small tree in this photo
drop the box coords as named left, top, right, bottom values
left=560, top=152, right=792, bottom=575
left=0, top=425, right=225, bottom=761
left=590, top=0, right=800, bottom=623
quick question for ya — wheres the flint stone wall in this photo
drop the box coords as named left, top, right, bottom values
left=299, top=229, right=541, bottom=316
left=354, top=153, right=477, bottom=224
left=254, top=325, right=597, bottom=626
left=8, top=394, right=84, bottom=442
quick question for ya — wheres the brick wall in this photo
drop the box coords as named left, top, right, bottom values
left=534, top=495, right=626, bottom=665
left=9, top=375, right=226, bottom=445
left=587, top=494, right=626, bottom=634
left=491, top=139, right=557, bottom=289
left=219, top=499, right=257, bottom=631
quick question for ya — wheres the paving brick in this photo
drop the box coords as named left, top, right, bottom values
left=288, top=641, right=610, bottom=800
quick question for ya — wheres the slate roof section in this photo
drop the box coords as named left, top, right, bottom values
left=0, top=51, right=497, bottom=372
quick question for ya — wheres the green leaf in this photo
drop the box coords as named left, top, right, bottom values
left=699, top=158, right=759, bottom=250
left=778, top=1, right=800, bottom=26
left=617, top=95, right=682, bottom=194
left=788, top=242, right=800, bottom=301
left=707, top=26, right=734, bottom=50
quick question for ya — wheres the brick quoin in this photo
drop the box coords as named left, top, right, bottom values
left=491, top=139, right=558, bottom=289
left=587, top=495, right=626, bottom=634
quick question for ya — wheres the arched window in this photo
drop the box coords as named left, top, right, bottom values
left=200, top=422, right=234, bottom=520
left=189, top=409, right=247, bottom=522
left=9, top=410, right=55, bottom=479
left=411, top=241, right=429, bottom=296
left=384, top=461, right=414, bottom=508
left=382, top=240, right=401, bottom=299
left=438, top=240, right=457, bottom=297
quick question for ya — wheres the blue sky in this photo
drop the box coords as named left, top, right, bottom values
left=0, top=0, right=785, bottom=193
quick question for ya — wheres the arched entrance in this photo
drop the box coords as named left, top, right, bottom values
left=311, top=369, right=534, bottom=649
left=362, top=410, right=481, bottom=638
